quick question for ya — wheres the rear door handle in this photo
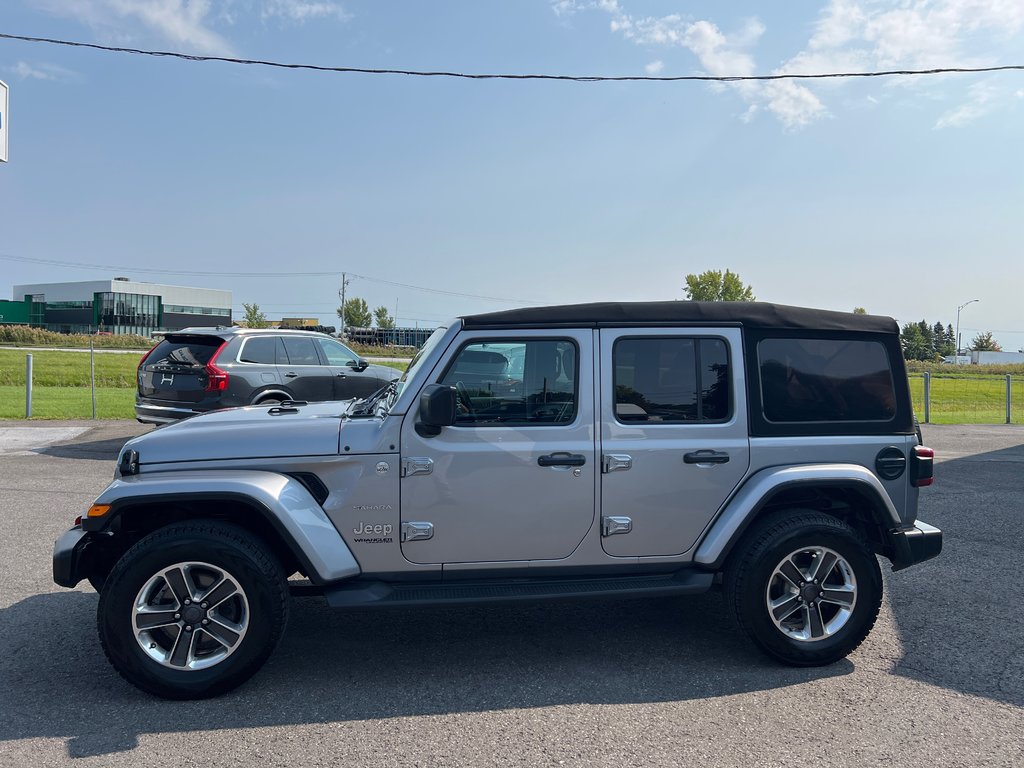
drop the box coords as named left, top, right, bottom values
left=538, top=452, right=587, bottom=467
left=684, top=450, right=730, bottom=465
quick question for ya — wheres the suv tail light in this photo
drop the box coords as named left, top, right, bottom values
left=911, top=445, right=934, bottom=487
left=204, top=341, right=230, bottom=392
left=137, top=345, right=156, bottom=372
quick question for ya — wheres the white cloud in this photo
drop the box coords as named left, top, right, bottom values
left=7, top=61, right=80, bottom=81
left=30, top=0, right=351, bottom=55
left=259, top=0, right=348, bottom=23
left=644, top=60, right=663, bottom=75
left=33, top=0, right=233, bottom=54
left=935, top=80, right=998, bottom=128
left=555, top=0, right=1024, bottom=129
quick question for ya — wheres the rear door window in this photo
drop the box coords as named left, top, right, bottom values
left=613, top=337, right=730, bottom=423
left=281, top=337, right=322, bottom=366
left=758, top=338, right=896, bottom=422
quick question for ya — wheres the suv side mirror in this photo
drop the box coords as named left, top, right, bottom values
left=347, top=358, right=370, bottom=372
left=417, top=384, right=457, bottom=437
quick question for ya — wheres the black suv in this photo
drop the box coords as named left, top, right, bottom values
left=135, top=327, right=400, bottom=424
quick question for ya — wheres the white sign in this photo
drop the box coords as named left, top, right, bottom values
left=0, top=79, right=7, bottom=163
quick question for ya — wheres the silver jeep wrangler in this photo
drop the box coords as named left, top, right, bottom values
left=53, top=302, right=941, bottom=699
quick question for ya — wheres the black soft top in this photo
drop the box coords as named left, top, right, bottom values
left=462, top=302, right=898, bottom=334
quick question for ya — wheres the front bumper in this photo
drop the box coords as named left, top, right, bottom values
left=53, top=526, right=93, bottom=588
left=890, top=520, right=943, bottom=572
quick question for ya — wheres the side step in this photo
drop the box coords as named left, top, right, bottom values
left=321, top=571, right=714, bottom=609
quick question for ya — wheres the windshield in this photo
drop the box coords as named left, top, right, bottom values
left=387, top=325, right=449, bottom=409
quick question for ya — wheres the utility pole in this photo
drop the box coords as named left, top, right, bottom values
left=338, top=272, right=352, bottom=340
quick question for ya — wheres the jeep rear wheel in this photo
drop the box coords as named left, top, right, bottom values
left=97, top=521, right=289, bottom=699
left=725, top=511, right=882, bottom=666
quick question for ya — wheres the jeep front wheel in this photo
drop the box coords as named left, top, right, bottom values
left=97, top=521, right=289, bottom=699
left=725, top=511, right=882, bottom=666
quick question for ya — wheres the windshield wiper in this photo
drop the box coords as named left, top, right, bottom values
left=349, top=379, right=399, bottom=416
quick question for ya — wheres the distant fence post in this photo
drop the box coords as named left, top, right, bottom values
left=25, top=354, right=33, bottom=418
left=90, top=336, right=97, bottom=420
left=923, top=372, right=931, bottom=424
left=1007, top=375, right=1012, bottom=425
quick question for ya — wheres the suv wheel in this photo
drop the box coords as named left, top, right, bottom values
left=724, top=510, right=882, bottom=666
left=97, top=521, right=289, bottom=699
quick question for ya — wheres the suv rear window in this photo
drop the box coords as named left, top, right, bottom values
left=146, top=336, right=223, bottom=368
left=758, top=338, right=896, bottom=423
left=613, top=337, right=730, bottom=423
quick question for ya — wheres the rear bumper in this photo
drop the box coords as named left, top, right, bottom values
left=53, top=526, right=93, bottom=588
left=134, top=402, right=203, bottom=424
left=889, top=520, right=943, bottom=572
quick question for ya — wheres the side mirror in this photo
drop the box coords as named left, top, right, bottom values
left=347, top=358, right=370, bottom=372
left=417, top=384, right=457, bottom=437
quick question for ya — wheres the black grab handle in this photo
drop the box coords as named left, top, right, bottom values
left=683, top=450, right=730, bottom=465
left=538, top=452, right=587, bottom=467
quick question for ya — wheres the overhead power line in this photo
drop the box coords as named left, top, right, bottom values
left=2, top=32, right=1023, bottom=82
left=0, top=252, right=539, bottom=305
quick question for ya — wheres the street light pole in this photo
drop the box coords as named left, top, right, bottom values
left=955, top=299, right=979, bottom=365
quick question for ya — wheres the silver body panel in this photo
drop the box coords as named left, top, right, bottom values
left=96, top=470, right=360, bottom=582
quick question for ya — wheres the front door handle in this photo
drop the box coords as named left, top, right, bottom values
left=684, top=450, right=730, bottom=465
left=538, top=452, right=587, bottom=467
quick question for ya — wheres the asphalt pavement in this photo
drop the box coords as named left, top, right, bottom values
left=0, top=422, right=1021, bottom=767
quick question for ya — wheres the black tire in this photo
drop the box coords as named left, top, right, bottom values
left=724, top=510, right=882, bottom=666
left=97, top=521, right=289, bottom=699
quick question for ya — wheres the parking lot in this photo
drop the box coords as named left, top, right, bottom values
left=0, top=422, right=1021, bottom=767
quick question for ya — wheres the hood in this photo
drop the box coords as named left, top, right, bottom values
left=125, top=401, right=350, bottom=467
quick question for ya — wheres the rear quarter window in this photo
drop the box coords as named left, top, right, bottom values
left=758, top=338, right=896, bottom=423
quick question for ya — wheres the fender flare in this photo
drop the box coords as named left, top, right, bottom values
left=86, top=470, right=360, bottom=584
left=693, top=463, right=902, bottom=570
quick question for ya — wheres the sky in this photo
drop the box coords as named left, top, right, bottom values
left=0, top=0, right=1022, bottom=350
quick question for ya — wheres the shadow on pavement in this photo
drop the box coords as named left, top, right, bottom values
left=0, top=590, right=851, bottom=757
left=888, top=440, right=1024, bottom=707
left=37, top=436, right=139, bottom=461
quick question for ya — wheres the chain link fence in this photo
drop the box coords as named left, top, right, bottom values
left=908, top=373, right=1023, bottom=424
left=0, top=347, right=141, bottom=419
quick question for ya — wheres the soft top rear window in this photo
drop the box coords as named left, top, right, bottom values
left=758, top=338, right=896, bottom=423
left=146, top=336, right=224, bottom=368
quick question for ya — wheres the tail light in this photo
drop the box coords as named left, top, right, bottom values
left=137, top=345, right=156, bottom=372
left=911, top=446, right=934, bottom=487
left=204, top=341, right=230, bottom=392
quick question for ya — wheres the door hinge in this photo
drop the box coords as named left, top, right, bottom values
left=602, top=454, right=633, bottom=474
left=401, top=457, right=434, bottom=477
left=401, top=521, right=434, bottom=542
left=602, top=516, right=633, bottom=536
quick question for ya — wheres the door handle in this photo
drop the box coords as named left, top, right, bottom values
left=538, top=452, right=587, bottom=467
left=284, top=372, right=298, bottom=378
left=683, top=450, right=730, bottom=465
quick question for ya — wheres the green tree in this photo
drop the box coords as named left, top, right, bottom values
left=374, top=306, right=396, bottom=329
left=900, top=322, right=934, bottom=361
left=242, top=302, right=268, bottom=329
left=683, top=269, right=755, bottom=301
left=933, top=321, right=955, bottom=357
left=852, top=307, right=867, bottom=314
left=970, top=331, right=1002, bottom=352
left=337, top=297, right=372, bottom=328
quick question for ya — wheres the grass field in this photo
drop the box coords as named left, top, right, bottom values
left=0, top=348, right=407, bottom=419
left=1, top=348, right=1019, bottom=422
